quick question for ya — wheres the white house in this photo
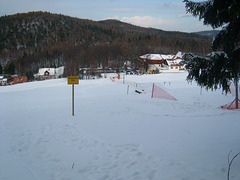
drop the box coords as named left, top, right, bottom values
left=35, top=66, right=65, bottom=80
left=139, top=52, right=185, bottom=73
left=0, top=75, right=8, bottom=86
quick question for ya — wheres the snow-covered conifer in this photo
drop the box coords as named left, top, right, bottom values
left=184, top=0, right=240, bottom=100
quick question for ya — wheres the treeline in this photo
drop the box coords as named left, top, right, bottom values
left=0, top=11, right=212, bottom=77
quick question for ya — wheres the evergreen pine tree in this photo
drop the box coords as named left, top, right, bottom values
left=184, top=0, right=240, bottom=108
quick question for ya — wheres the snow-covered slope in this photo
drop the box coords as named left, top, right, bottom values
left=0, top=73, right=239, bottom=180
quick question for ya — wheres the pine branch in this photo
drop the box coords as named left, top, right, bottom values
left=227, top=150, right=240, bottom=180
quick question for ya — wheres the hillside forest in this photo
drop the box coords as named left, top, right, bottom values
left=0, top=11, right=212, bottom=79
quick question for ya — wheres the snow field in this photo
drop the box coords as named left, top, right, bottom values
left=0, top=72, right=240, bottom=180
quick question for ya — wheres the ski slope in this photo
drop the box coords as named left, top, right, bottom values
left=0, top=72, right=239, bottom=180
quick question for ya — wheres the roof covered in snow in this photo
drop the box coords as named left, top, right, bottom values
left=140, top=54, right=173, bottom=60
left=173, top=51, right=184, bottom=59
left=166, top=59, right=182, bottom=66
left=140, top=52, right=184, bottom=61
left=38, top=68, right=56, bottom=76
left=37, top=66, right=64, bottom=76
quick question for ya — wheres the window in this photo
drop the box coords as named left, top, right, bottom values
left=44, top=71, right=50, bottom=76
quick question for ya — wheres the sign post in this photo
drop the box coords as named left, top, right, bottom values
left=67, top=76, right=79, bottom=116
left=72, top=84, right=74, bottom=116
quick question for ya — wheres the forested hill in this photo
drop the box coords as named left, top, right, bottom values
left=0, top=11, right=212, bottom=76
left=193, top=30, right=220, bottom=38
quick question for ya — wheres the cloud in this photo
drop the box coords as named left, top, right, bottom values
left=104, top=15, right=211, bottom=32
left=119, top=16, right=173, bottom=29
left=177, top=13, right=192, bottom=18
left=104, top=15, right=187, bottom=31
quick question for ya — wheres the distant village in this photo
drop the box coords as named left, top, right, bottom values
left=139, top=51, right=185, bottom=73
left=0, top=52, right=186, bottom=86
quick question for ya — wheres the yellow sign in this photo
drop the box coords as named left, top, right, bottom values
left=68, top=76, right=79, bottom=85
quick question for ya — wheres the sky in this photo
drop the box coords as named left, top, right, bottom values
left=0, top=0, right=216, bottom=32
